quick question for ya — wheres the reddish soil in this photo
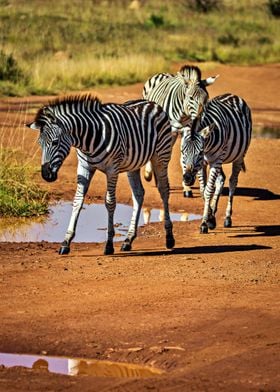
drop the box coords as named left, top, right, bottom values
left=0, top=64, right=279, bottom=391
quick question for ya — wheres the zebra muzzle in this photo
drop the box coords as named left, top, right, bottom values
left=183, top=172, right=195, bottom=186
left=41, top=162, right=58, bottom=182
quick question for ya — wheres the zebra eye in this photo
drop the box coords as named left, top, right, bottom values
left=52, top=138, right=59, bottom=146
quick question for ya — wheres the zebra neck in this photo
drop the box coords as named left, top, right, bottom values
left=69, top=115, right=113, bottom=154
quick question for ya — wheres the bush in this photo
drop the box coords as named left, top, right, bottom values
left=145, top=13, right=165, bottom=28
left=218, top=33, right=239, bottom=47
left=0, top=50, right=27, bottom=83
left=187, top=0, right=221, bottom=13
left=267, top=0, right=280, bottom=17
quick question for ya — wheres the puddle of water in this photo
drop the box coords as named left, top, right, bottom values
left=0, top=352, right=164, bottom=378
left=0, top=202, right=201, bottom=243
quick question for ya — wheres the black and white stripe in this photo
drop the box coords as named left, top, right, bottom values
left=181, top=93, right=252, bottom=233
left=143, top=65, right=218, bottom=197
left=27, top=95, right=175, bottom=254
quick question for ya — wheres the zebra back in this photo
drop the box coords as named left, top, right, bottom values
left=34, top=94, right=172, bottom=174
left=197, top=93, right=252, bottom=164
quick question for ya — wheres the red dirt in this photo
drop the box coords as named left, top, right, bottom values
left=0, top=63, right=279, bottom=391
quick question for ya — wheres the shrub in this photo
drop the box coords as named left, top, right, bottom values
left=267, top=0, right=280, bottom=17
left=145, top=13, right=165, bottom=28
left=187, top=0, right=221, bottom=13
left=218, top=33, right=239, bottom=47
left=0, top=50, right=27, bottom=83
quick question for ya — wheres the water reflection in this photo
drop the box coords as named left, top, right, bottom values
left=0, top=202, right=201, bottom=243
left=0, top=352, right=164, bottom=378
left=142, top=207, right=202, bottom=224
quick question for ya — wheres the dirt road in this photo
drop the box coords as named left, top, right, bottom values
left=0, top=63, right=279, bottom=391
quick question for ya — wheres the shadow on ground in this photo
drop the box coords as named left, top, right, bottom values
left=232, top=225, right=280, bottom=238
left=223, top=187, right=280, bottom=201
left=81, top=244, right=271, bottom=258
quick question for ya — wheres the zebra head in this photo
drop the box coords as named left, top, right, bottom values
left=181, top=122, right=215, bottom=187
left=26, top=106, right=72, bottom=182
left=179, top=65, right=219, bottom=127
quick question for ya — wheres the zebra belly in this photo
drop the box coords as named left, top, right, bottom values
left=77, top=146, right=156, bottom=174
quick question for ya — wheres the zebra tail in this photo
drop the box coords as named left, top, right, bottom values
left=242, top=161, right=246, bottom=172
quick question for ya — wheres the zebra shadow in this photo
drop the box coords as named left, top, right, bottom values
left=113, top=244, right=271, bottom=257
left=222, top=187, right=280, bottom=201
left=231, top=225, right=280, bottom=238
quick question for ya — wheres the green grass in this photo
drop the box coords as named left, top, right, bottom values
left=0, top=105, right=49, bottom=217
left=0, top=148, right=49, bottom=217
left=0, top=0, right=279, bottom=96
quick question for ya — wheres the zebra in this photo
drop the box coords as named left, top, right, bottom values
left=181, top=93, right=252, bottom=233
left=142, top=64, right=219, bottom=197
left=26, top=94, right=175, bottom=255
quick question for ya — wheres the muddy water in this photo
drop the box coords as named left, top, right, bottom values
left=0, top=202, right=201, bottom=243
left=0, top=352, right=164, bottom=378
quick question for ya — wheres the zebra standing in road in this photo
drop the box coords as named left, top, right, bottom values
left=26, top=95, right=175, bottom=255
left=142, top=65, right=219, bottom=197
left=181, top=93, right=252, bottom=233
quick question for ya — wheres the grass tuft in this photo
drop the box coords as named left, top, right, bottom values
left=0, top=148, right=49, bottom=217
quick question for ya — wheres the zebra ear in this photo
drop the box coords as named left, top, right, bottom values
left=201, top=74, right=219, bottom=87
left=25, top=121, right=41, bottom=130
left=199, top=123, right=215, bottom=139
left=43, top=107, right=57, bottom=123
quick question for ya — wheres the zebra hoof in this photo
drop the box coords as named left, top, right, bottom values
left=200, top=223, right=208, bottom=234
left=144, top=172, right=152, bottom=182
left=183, top=190, right=193, bottom=198
left=224, top=217, right=232, bottom=228
left=121, top=241, right=132, bottom=251
left=104, top=244, right=114, bottom=255
left=166, top=236, right=175, bottom=249
left=207, top=216, right=216, bottom=230
left=59, top=245, right=70, bottom=255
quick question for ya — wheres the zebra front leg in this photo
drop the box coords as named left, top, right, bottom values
left=104, top=172, right=118, bottom=255
left=152, top=160, right=175, bottom=249
left=208, top=169, right=226, bottom=230
left=121, top=170, right=144, bottom=251
left=200, top=167, right=220, bottom=234
left=59, top=166, right=95, bottom=255
left=224, top=160, right=243, bottom=228
left=197, top=164, right=207, bottom=198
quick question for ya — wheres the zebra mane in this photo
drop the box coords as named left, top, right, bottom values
left=49, top=94, right=102, bottom=111
left=179, top=65, right=202, bottom=83
left=35, top=94, right=102, bottom=123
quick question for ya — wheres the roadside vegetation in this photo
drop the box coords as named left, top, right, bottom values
left=0, top=109, right=49, bottom=217
left=0, top=0, right=279, bottom=217
left=0, top=149, right=48, bottom=217
left=0, top=0, right=279, bottom=96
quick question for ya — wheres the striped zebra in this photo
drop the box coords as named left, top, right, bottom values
left=181, top=93, right=252, bottom=233
left=26, top=94, right=175, bottom=254
left=142, top=65, right=219, bottom=197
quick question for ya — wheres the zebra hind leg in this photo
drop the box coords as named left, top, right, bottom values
left=152, top=160, right=175, bottom=249
left=121, top=170, right=144, bottom=252
left=144, top=161, right=153, bottom=182
left=104, top=173, right=119, bottom=255
left=224, top=160, right=243, bottom=228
